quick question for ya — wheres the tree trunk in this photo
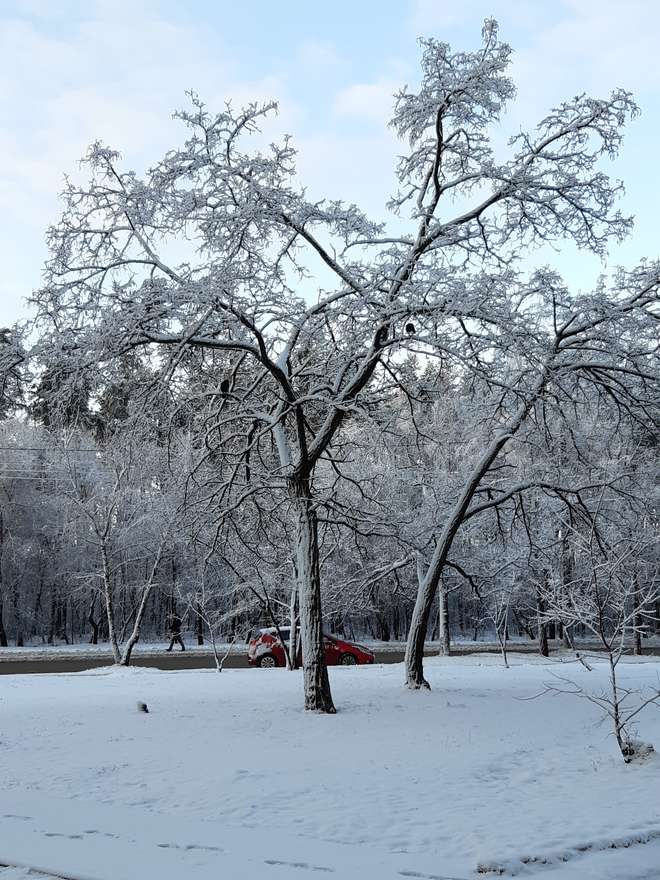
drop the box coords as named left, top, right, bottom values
left=0, top=594, right=7, bottom=647
left=536, top=588, right=549, bottom=658
left=392, top=607, right=401, bottom=641
left=11, top=576, right=24, bottom=647
left=47, top=586, right=56, bottom=644
left=195, top=601, right=204, bottom=645
left=101, top=542, right=121, bottom=664
left=404, top=374, right=552, bottom=689
left=632, top=591, right=643, bottom=656
left=405, top=594, right=432, bottom=688
left=120, top=544, right=164, bottom=666
left=290, top=476, right=335, bottom=713
left=288, top=584, right=298, bottom=670
left=32, top=566, right=45, bottom=641
left=404, top=489, right=483, bottom=685
left=497, top=608, right=510, bottom=669
left=0, top=513, right=7, bottom=647
left=457, top=597, right=466, bottom=635
left=88, top=594, right=99, bottom=644
left=57, top=599, right=69, bottom=644
left=560, top=534, right=572, bottom=648
left=437, top=579, right=451, bottom=657
left=405, top=555, right=435, bottom=688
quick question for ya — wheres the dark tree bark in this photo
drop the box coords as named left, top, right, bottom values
left=457, top=598, right=466, bottom=635
left=560, top=533, right=573, bottom=648
left=13, top=587, right=24, bottom=646
left=0, top=512, right=7, bottom=647
left=290, top=475, right=335, bottom=714
left=88, top=594, right=99, bottom=644
left=119, top=544, right=164, bottom=667
left=101, top=543, right=121, bottom=663
left=405, top=367, right=553, bottom=688
left=0, top=594, right=7, bottom=647
left=196, top=601, right=204, bottom=645
left=537, top=588, right=549, bottom=658
left=32, top=565, right=45, bottom=641
left=47, top=586, right=56, bottom=644
left=632, top=589, right=643, bottom=656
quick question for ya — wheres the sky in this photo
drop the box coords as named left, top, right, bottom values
left=2, top=0, right=660, bottom=325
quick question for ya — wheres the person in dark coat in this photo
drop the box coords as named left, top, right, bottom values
left=166, top=612, right=185, bottom=652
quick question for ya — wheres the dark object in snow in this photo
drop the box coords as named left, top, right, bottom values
left=405, top=322, right=416, bottom=335
left=137, top=701, right=149, bottom=713
left=621, top=739, right=654, bottom=763
left=220, top=379, right=230, bottom=394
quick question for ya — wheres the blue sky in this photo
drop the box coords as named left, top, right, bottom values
left=2, top=0, right=659, bottom=323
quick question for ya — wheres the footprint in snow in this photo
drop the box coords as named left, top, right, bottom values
left=157, top=843, right=223, bottom=853
left=43, top=833, right=83, bottom=840
left=264, top=859, right=334, bottom=873
left=398, top=872, right=467, bottom=880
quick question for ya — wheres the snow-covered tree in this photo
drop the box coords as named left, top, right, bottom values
left=29, top=20, right=659, bottom=708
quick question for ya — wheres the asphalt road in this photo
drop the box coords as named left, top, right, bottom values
left=0, top=642, right=548, bottom=675
left=2, top=641, right=658, bottom=675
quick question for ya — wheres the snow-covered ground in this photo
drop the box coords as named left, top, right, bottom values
left=0, top=641, right=248, bottom=661
left=1, top=655, right=660, bottom=879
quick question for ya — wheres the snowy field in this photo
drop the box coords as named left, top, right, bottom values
left=2, top=655, right=660, bottom=880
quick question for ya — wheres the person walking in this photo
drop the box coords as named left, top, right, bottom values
left=166, top=612, right=185, bottom=652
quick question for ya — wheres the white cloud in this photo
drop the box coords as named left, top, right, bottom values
left=296, top=128, right=400, bottom=215
left=333, top=80, right=399, bottom=125
left=409, top=0, right=552, bottom=34
left=296, top=40, right=344, bottom=72
left=0, top=5, right=299, bottom=322
left=2, top=1, right=659, bottom=325
left=0, top=5, right=405, bottom=323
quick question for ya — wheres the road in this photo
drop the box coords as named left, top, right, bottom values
left=2, top=641, right=658, bottom=675
left=0, top=641, right=557, bottom=675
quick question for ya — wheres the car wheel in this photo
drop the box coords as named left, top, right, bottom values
left=339, top=653, right=357, bottom=666
left=257, top=654, right=277, bottom=668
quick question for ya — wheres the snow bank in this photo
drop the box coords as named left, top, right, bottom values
left=1, top=656, right=659, bottom=878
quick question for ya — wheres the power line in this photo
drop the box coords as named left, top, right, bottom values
left=0, top=446, right=100, bottom=453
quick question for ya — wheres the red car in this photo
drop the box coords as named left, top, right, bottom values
left=247, top=627, right=375, bottom=668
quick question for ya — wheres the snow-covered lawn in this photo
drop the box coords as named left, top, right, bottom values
left=1, top=655, right=660, bottom=879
